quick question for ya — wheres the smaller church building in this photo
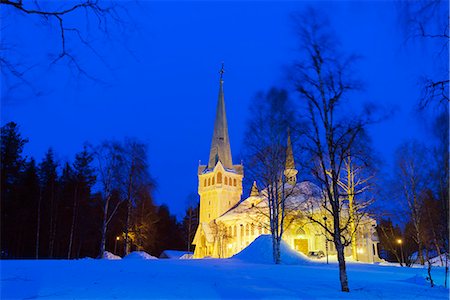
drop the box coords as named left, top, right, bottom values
left=192, top=70, right=380, bottom=263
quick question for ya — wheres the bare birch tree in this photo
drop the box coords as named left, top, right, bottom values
left=291, top=8, right=373, bottom=292
left=242, top=87, right=302, bottom=264
left=120, top=138, right=150, bottom=255
left=395, top=140, right=431, bottom=265
left=93, top=141, right=124, bottom=258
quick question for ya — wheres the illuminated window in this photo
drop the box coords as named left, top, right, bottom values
left=245, top=224, right=249, bottom=236
left=204, top=179, right=207, bottom=186
left=217, top=172, right=222, bottom=184
left=208, top=178, right=211, bottom=186
left=212, top=177, right=215, bottom=185
left=251, top=223, right=255, bottom=236
left=233, top=179, right=237, bottom=186
left=258, top=224, right=262, bottom=235
left=240, top=225, right=244, bottom=237
left=224, top=177, right=228, bottom=185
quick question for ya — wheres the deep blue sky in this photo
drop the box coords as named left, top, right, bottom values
left=1, top=1, right=439, bottom=219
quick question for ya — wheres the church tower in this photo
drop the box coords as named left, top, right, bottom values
left=193, top=65, right=243, bottom=258
left=284, top=129, right=298, bottom=185
left=197, top=65, right=243, bottom=224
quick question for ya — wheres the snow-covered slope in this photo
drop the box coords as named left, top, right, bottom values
left=124, top=251, right=158, bottom=260
left=232, top=234, right=309, bottom=265
left=102, top=251, right=121, bottom=260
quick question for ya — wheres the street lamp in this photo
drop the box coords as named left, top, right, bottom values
left=323, top=216, right=329, bottom=264
left=397, top=238, right=404, bottom=266
left=114, top=236, right=120, bottom=254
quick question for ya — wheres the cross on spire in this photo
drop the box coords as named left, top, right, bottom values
left=219, top=62, right=225, bottom=80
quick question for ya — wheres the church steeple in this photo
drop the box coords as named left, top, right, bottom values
left=284, top=128, right=298, bottom=185
left=208, top=64, right=233, bottom=169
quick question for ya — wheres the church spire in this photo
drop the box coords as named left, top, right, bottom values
left=284, top=128, right=298, bottom=185
left=208, top=64, right=233, bottom=169
left=285, top=128, right=295, bottom=170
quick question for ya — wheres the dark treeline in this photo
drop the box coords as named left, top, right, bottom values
left=1, top=122, right=198, bottom=259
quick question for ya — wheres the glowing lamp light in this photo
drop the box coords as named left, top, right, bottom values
left=397, top=239, right=402, bottom=245
left=116, top=236, right=120, bottom=241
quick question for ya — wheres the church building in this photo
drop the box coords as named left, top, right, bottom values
left=192, top=68, right=381, bottom=263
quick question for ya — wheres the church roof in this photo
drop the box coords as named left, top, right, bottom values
left=208, top=66, right=233, bottom=170
left=216, top=181, right=323, bottom=222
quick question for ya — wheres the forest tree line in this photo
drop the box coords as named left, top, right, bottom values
left=1, top=122, right=199, bottom=259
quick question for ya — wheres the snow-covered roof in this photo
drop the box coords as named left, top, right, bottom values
left=159, top=250, right=193, bottom=259
left=217, top=181, right=323, bottom=222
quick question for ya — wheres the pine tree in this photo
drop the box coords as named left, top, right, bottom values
left=38, top=148, right=59, bottom=258
left=1, top=122, right=28, bottom=258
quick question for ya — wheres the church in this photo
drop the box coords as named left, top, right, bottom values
left=192, top=69, right=381, bottom=263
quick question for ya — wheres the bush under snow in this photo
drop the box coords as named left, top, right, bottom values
left=124, top=251, right=158, bottom=260
left=102, top=251, right=121, bottom=260
left=232, top=234, right=310, bottom=265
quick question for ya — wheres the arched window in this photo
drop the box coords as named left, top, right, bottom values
left=240, top=225, right=244, bottom=237
left=217, top=172, right=222, bottom=184
left=212, top=177, right=215, bottom=185
left=208, top=178, right=211, bottom=186
left=245, top=224, right=249, bottom=236
left=251, top=223, right=255, bottom=236
left=233, top=179, right=237, bottom=186
left=204, top=179, right=207, bottom=186
left=224, top=177, right=228, bottom=185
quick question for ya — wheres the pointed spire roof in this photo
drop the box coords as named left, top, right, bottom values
left=285, top=128, right=295, bottom=170
left=208, top=64, right=233, bottom=169
left=250, top=181, right=259, bottom=197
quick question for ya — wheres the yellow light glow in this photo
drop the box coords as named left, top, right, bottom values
left=227, top=244, right=233, bottom=249
left=357, top=248, right=364, bottom=254
left=397, top=239, right=402, bottom=245
left=116, top=236, right=120, bottom=241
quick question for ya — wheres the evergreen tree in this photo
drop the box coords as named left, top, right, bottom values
left=1, top=122, right=28, bottom=258
left=38, top=148, right=59, bottom=258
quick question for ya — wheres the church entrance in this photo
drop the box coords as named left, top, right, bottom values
left=294, top=239, right=309, bottom=255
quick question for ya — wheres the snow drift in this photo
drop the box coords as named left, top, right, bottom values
left=124, top=251, right=158, bottom=260
left=102, top=251, right=121, bottom=260
left=232, top=234, right=310, bottom=265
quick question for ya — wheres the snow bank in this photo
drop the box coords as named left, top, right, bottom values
left=102, top=251, right=121, bottom=260
left=124, top=251, right=158, bottom=260
left=232, top=234, right=310, bottom=265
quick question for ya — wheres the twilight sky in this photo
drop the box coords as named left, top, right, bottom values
left=1, top=1, right=440, bottom=219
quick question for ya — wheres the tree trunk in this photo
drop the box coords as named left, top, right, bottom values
left=125, top=198, right=132, bottom=255
left=99, top=197, right=110, bottom=258
left=35, top=190, right=41, bottom=259
left=67, top=185, right=78, bottom=259
left=335, top=233, right=350, bottom=292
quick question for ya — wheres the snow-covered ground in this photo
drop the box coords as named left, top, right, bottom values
left=2, top=258, right=448, bottom=299
left=1, top=238, right=448, bottom=299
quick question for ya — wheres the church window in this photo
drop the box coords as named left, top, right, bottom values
left=204, top=179, right=207, bottom=186
left=258, top=224, right=262, bottom=235
left=217, top=172, right=222, bottom=184
left=224, top=177, right=228, bottom=185
left=245, top=224, right=249, bottom=236
left=212, top=177, right=215, bottom=185
left=208, top=178, right=211, bottom=186
left=251, top=223, right=255, bottom=236
left=240, top=225, right=244, bottom=237
left=233, top=179, right=237, bottom=186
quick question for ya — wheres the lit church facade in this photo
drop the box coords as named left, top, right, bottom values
left=192, top=70, right=381, bottom=263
